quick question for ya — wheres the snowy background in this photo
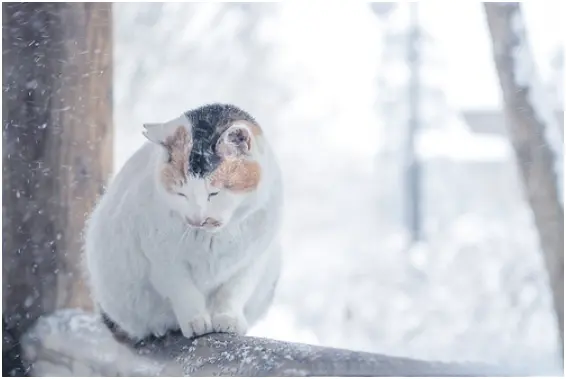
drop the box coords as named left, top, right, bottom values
left=113, top=2, right=563, bottom=372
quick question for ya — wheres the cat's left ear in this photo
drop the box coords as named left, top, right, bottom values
left=143, top=121, right=184, bottom=145
left=216, top=123, right=254, bottom=157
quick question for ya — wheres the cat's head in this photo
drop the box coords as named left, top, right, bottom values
left=143, top=103, right=266, bottom=232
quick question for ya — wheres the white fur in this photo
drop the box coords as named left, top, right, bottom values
left=142, top=114, right=188, bottom=144
left=84, top=116, right=283, bottom=340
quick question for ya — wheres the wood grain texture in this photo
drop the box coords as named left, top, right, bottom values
left=2, top=3, right=113, bottom=336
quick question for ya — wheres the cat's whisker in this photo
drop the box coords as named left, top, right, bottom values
left=177, top=226, right=190, bottom=249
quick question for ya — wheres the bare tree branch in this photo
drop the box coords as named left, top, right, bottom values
left=483, top=3, right=564, bottom=354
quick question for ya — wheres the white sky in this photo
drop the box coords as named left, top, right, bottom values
left=421, top=1, right=564, bottom=110
left=275, top=1, right=564, bottom=111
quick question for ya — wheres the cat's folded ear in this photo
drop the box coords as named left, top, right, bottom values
left=143, top=123, right=173, bottom=144
left=216, top=123, right=254, bottom=157
left=143, top=119, right=188, bottom=146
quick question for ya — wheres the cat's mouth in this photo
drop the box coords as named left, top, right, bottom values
left=185, top=217, right=223, bottom=231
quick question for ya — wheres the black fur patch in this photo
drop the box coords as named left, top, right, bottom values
left=184, top=103, right=257, bottom=178
left=100, top=311, right=135, bottom=344
left=100, top=310, right=182, bottom=348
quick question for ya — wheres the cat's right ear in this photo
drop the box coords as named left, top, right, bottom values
left=143, top=122, right=179, bottom=145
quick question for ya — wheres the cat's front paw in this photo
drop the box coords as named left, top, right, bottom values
left=180, top=313, right=212, bottom=338
left=211, top=311, right=248, bottom=335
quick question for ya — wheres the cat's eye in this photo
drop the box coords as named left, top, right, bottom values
left=207, top=192, right=219, bottom=201
left=177, top=192, right=187, bottom=198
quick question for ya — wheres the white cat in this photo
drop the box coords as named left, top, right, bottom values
left=84, top=104, right=283, bottom=342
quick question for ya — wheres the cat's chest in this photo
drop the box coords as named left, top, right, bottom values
left=152, top=216, right=273, bottom=290
left=143, top=206, right=277, bottom=291
left=182, top=230, right=252, bottom=289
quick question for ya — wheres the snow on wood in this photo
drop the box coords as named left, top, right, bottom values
left=20, top=309, right=528, bottom=377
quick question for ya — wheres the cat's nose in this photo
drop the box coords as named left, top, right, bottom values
left=185, top=217, right=221, bottom=228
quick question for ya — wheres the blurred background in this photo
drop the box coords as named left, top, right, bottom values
left=112, top=1, right=563, bottom=370
left=2, top=1, right=564, bottom=376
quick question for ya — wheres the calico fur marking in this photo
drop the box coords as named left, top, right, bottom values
left=160, top=126, right=191, bottom=192
left=211, top=157, right=262, bottom=192
left=184, top=104, right=262, bottom=178
left=159, top=104, right=264, bottom=193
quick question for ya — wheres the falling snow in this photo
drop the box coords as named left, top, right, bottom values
left=2, top=2, right=563, bottom=376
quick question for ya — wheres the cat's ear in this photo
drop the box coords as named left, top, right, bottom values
left=143, top=122, right=182, bottom=145
left=216, top=123, right=253, bottom=157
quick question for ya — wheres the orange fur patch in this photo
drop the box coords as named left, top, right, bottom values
left=210, top=158, right=261, bottom=193
left=160, top=126, right=191, bottom=192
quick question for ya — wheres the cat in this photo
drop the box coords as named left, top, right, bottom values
left=84, top=103, right=283, bottom=343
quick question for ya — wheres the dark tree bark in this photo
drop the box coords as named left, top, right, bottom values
left=3, top=314, right=30, bottom=376
left=483, top=2, right=564, bottom=354
left=2, top=2, right=113, bottom=338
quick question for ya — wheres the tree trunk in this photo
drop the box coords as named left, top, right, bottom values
left=2, top=2, right=113, bottom=337
left=483, top=2, right=564, bottom=354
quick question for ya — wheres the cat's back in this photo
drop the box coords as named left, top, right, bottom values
left=106, top=142, right=156, bottom=200
left=84, top=141, right=162, bottom=277
left=84, top=143, right=168, bottom=328
left=86, top=142, right=159, bottom=240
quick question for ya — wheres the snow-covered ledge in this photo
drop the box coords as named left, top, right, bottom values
left=21, top=309, right=523, bottom=377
